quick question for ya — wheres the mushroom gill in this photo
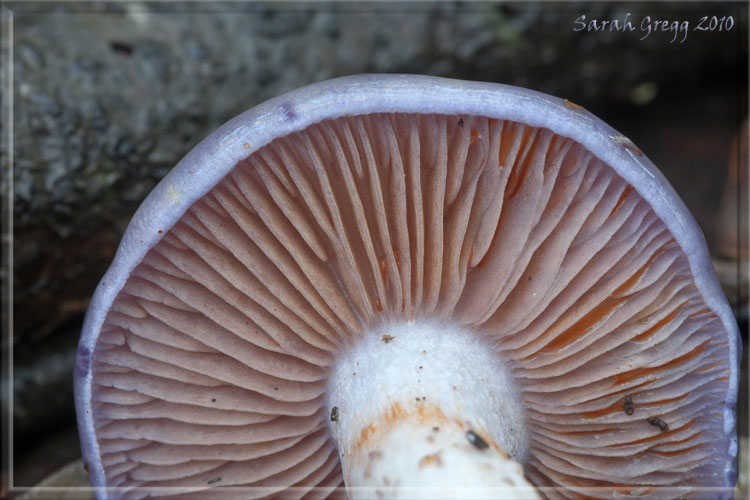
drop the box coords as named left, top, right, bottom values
left=85, top=111, right=735, bottom=499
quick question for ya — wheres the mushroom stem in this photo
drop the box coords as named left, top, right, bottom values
left=327, top=322, right=538, bottom=499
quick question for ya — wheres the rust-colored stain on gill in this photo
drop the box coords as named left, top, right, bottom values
left=652, top=429, right=703, bottom=447
left=637, top=392, right=690, bottom=407
left=534, top=241, right=678, bottom=356
left=560, top=477, right=632, bottom=500
left=610, top=239, right=676, bottom=298
left=580, top=400, right=624, bottom=419
left=476, top=212, right=504, bottom=269
left=378, top=257, right=388, bottom=281
left=610, top=418, right=696, bottom=447
left=607, top=185, right=635, bottom=220
left=697, top=361, right=722, bottom=373
left=688, top=308, right=711, bottom=318
left=560, top=427, right=622, bottom=436
left=496, top=122, right=523, bottom=171
left=651, top=442, right=705, bottom=458
left=609, top=338, right=711, bottom=388
left=536, top=296, right=627, bottom=355
left=469, top=129, right=482, bottom=145
left=584, top=379, right=654, bottom=404
left=632, top=302, right=687, bottom=343
left=505, top=127, right=536, bottom=200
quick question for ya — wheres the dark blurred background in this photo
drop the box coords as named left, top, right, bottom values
left=1, top=1, right=747, bottom=496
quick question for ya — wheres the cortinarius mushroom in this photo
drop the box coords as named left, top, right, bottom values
left=75, top=75, right=741, bottom=499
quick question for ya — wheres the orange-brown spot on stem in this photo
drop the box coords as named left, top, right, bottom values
left=607, top=185, right=635, bottom=220
left=418, top=451, right=443, bottom=469
left=358, top=422, right=377, bottom=446
left=415, top=404, right=448, bottom=425
left=610, top=338, right=710, bottom=388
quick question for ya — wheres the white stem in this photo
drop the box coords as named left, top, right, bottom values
left=327, top=322, right=539, bottom=499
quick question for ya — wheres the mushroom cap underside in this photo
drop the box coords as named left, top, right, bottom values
left=74, top=75, right=740, bottom=499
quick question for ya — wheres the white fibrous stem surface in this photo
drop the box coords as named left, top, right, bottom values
left=327, top=322, right=538, bottom=499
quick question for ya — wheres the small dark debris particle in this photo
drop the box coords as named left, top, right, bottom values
left=83, top=462, right=89, bottom=472
left=353, top=372, right=356, bottom=376
left=647, top=417, right=669, bottom=431
left=331, top=406, right=339, bottom=423
left=211, top=398, right=216, bottom=402
left=452, top=385, right=457, bottom=390
left=418, top=366, right=423, bottom=369
left=274, top=387, right=278, bottom=391
left=624, top=395, right=634, bottom=415
left=458, top=118, right=464, bottom=127
left=381, top=334, right=395, bottom=343
left=432, top=426, right=440, bottom=432
left=207, top=477, right=221, bottom=484
left=528, top=276, right=533, bottom=281
left=466, top=430, right=489, bottom=450
left=421, top=350, right=427, bottom=355
left=157, top=229, right=163, bottom=234
left=109, top=41, right=133, bottom=55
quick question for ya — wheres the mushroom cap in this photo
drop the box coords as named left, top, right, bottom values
left=75, top=74, right=741, bottom=497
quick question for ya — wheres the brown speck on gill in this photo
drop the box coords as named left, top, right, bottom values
left=624, top=395, right=634, bottom=415
left=647, top=416, right=669, bottom=431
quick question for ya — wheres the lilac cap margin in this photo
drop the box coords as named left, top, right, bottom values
left=74, top=74, right=741, bottom=494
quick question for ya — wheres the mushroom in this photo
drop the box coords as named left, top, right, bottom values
left=75, top=75, right=741, bottom=499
